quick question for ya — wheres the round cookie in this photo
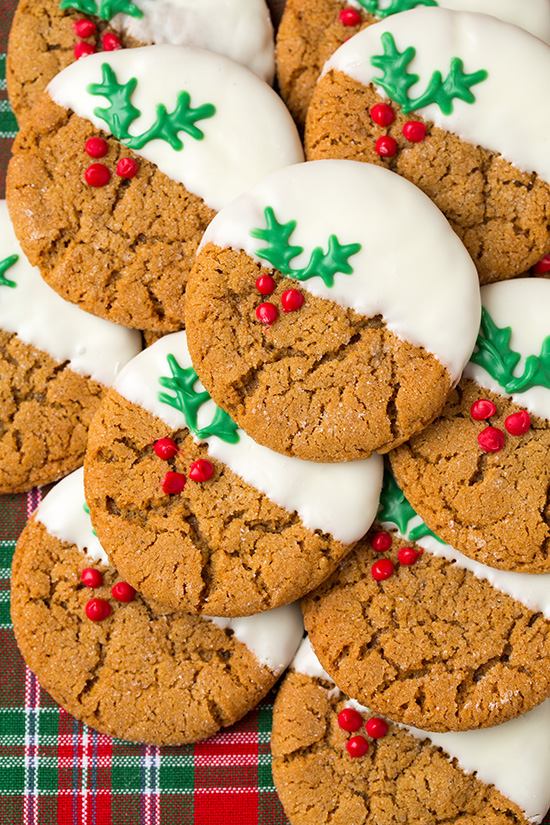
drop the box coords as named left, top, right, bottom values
left=185, top=159, right=481, bottom=462
left=11, top=468, right=304, bottom=745
left=390, top=278, right=550, bottom=574
left=0, top=200, right=141, bottom=493
left=271, top=637, right=550, bottom=825
left=84, top=330, right=384, bottom=616
left=305, top=9, right=550, bottom=284
left=276, top=0, right=550, bottom=130
left=6, top=44, right=303, bottom=331
left=7, top=0, right=275, bottom=124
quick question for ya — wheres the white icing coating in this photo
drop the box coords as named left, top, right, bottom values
left=463, top=279, right=550, bottom=422
left=292, top=637, right=550, bottom=823
left=0, top=201, right=141, bottom=384
left=347, top=0, right=550, bottom=45
left=35, top=468, right=109, bottom=564
left=47, top=45, right=303, bottom=212
left=200, top=159, right=480, bottom=380
left=114, top=330, right=383, bottom=545
left=323, top=8, right=550, bottom=185
left=206, top=603, right=304, bottom=673
left=111, top=0, right=275, bottom=83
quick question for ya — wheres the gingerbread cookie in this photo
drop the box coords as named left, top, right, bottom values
left=7, top=44, right=303, bottom=331
left=305, top=8, right=550, bottom=284
left=0, top=200, right=141, bottom=493
left=83, top=330, right=384, bottom=616
left=391, top=278, right=550, bottom=574
left=302, top=470, right=550, bottom=731
left=276, top=0, right=550, bottom=130
left=11, top=468, right=304, bottom=745
left=185, top=159, right=480, bottom=463
left=7, top=0, right=275, bottom=124
left=271, top=636, right=550, bottom=825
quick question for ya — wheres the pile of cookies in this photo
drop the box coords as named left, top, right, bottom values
left=6, top=0, right=550, bottom=822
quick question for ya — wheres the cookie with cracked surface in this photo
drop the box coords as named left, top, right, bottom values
left=0, top=200, right=141, bottom=493
left=7, top=0, right=275, bottom=125
left=271, top=637, right=550, bottom=825
left=11, top=468, right=304, bottom=745
left=83, top=330, right=384, bottom=616
left=185, top=159, right=480, bottom=462
left=302, top=504, right=550, bottom=731
left=305, top=8, right=550, bottom=284
left=6, top=45, right=303, bottom=331
left=390, top=278, right=550, bottom=574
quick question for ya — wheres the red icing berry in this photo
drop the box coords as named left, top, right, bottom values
left=111, top=581, right=136, bottom=602
left=371, top=558, right=394, bottom=581
left=532, top=253, right=550, bottom=275
left=338, top=7, right=361, bottom=26
left=188, top=459, right=215, bottom=483
left=73, top=18, right=96, bottom=37
left=85, top=163, right=111, bottom=187
left=154, top=437, right=178, bottom=460
left=397, top=546, right=420, bottom=566
left=402, top=121, right=426, bottom=142
left=256, top=302, right=278, bottom=325
left=470, top=399, right=496, bottom=421
left=85, top=137, right=109, bottom=158
left=478, top=426, right=505, bottom=453
left=81, top=568, right=103, bottom=588
left=375, top=135, right=397, bottom=158
left=116, top=157, right=139, bottom=178
left=370, top=103, right=395, bottom=127
left=505, top=410, right=531, bottom=436
left=74, top=40, right=96, bottom=59
left=102, top=32, right=122, bottom=51
left=255, top=274, right=276, bottom=295
left=346, top=736, right=369, bottom=758
left=371, top=531, right=392, bottom=552
left=337, top=708, right=363, bottom=732
left=85, top=598, right=112, bottom=622
left=162, top=471, right=186, bottom=494
left=281, top=289, right=304, bottom=312
left=365, top=717, right=388, bottom=739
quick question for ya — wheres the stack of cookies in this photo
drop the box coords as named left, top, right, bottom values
left=7, top=0, right=550, bottom=822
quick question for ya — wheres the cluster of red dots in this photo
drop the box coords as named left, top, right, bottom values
left=73, top=18, right=122, bottom=60
left=370, top=103, right=426, bottom=159
left=337, top=706, right=388, bottom=758
left=84, top=137, right=139, bottom=187
left=369, top=530, right=422, bottom=582
left=472, top=399, right=531, bottom=453
left=81, top=567, right=136, bottom=622
left=154, top=437, right=215, bottom=495
left=255, top=274, right=304, bottom=326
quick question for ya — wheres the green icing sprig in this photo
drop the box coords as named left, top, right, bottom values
left=378, top=469, right=443, bottom=543
left=59, top=0, right=143, bottom=21
left=158, top=355, right=239, bottom=444
left=0, top=254, right=19, bottom=288
left=250, top=206, right=361, bottom=288
left=370, top=32, right=488, bottom=115
left=356, top=0, right=437, bottom=18
left=87, top=64, right=216, bottom=151
left=470, top=306, right=550, bottom=394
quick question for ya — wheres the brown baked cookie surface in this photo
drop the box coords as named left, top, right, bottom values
left=301, top=525, right=550, bottom=732
left=11, top=470, right=304, bottom=745
left=271, top=640, right=550, bottom=825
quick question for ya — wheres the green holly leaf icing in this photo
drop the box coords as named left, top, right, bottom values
left=59, top=0, right=98, bottom=15
left=470, top=306, right=550, bottom=394
left=83, top=503, right=98, bottom=537
left=0, top=254, right=19, bottom=288
left=59, top=0, right=143, bottom=21
left=370, top=32, right=488, bottom=115
left=250, top=206, right=361, bottom=288
left=378, top=469, right=443, bottom=543
left=88, top=64, right=140, bottom=137
left=158, top=354, right=240, bottom=444
left=356, top=0, right=437, bottom=17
